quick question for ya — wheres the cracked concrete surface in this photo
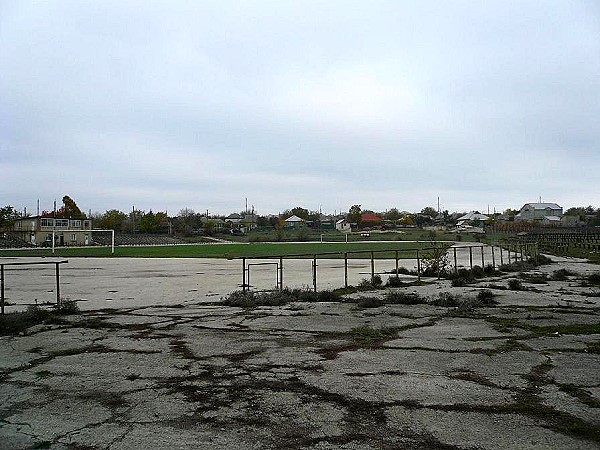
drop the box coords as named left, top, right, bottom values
left=1, top=256, right=599, bottom=449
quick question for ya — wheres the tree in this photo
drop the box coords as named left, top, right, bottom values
left=62, top=195, right=85, bottom=219
left=0, top=205, right=21, bottom=229
left=385, top=208, right=401, bottom=221
left=98, top=209, right=127, bottom=231
left=290, top=207, right=309, bottom=220
left=420, top=206, right=438, bottom=218
left=347, top=205, right=362, bottom=224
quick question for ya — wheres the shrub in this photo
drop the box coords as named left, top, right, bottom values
left=356, top=296, right=384, bottom=308
left=587, top=272, right=600, bottom=285
left=476, top=289, right=497, bottom=305
left=371, top=274, right=383, bottom=287
left=471, top=265, right=484, bottom=278
left=430, top=292, right=461, bottom=307
left=388, top=267, right=412, bottom=275
left=508, top=279, right=523, bottom=290
left=384, top=291, right=426, bottom=305
left=385, top=276, right=406, bottom=288
left=484, top=264, right=497, bottom=275
left=519, top=272, right=549, bottom=284
left=56, top=299, right=79, bottom=314
left=550, top=268, right=576, bottom=281
left=451, top=277, right=468, bottom=287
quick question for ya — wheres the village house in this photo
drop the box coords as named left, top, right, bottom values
left=335, top=218, right=351, bottom=232
left=515, top=203, right=563, bottom=222
left=284, top=215, right=306, bottom=229
left=12, top=216, right=92, bottom=246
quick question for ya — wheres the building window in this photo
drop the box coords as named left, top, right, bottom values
left=45, top=234, right=53, bottom=242
left=71, top=234, right=77, bottom=242
left=83, top=220, right=90, bottom=229
left=55, top=219, right=68, bottom=227
left=16, top=221, right=22, bottom=229
left=41, top=218, right=54, bottom=227
left=72, top=220, right=81, bottom=228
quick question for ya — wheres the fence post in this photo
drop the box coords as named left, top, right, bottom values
left=313, top=255, right=317, bottom=292
left=344, top=252, right=348, bottom=288
left=453, top=247, right=458, bottom=274
left=242, top=258, right=246, bottom=292
left=480, top=246, right=485, bottom=268
left=416, top=249, right=421, bottom=283
left=500, top=246, right=504, bottom=266
left=279, top=257, right=283, bottom=291
left=1, top=264, right=4, bottom=315
left=469, top=247, right=473, bottom=270
left=491, top=246, right=496, bottom=269
left=370, top=252, right=375, bottom=283
left=55, top=262, right=61, bottom=306
left=395, top=250, right=399, bottom=279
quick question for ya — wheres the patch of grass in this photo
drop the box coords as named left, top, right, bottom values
left=355, top=296, right=384, bottom=308
left=586, top=272, right=600, bottom=285
left=551, top=268, right=576, bottom=281
left=581, top=290, right=600, bottom=297
left=587, top=341, right=600, bottom=354
left=508, top=279, right=524, bottom=290
left=451, top=277, right=469, bottom=287
left=559, top=384, right=600, bottom=408
left=531, top=323, right=600, bottom=336
left=221, top=288, right=342, bottom=308
left=430, top=292, right=461, bottom=307
left=346, top=325, right=400, bottom=349
left=519, top=272, right=549, bottom=284
left=476, top=289, right=497, bottom=305
left=35, top=370, right=52, bottom=378
left=0, top=305, right=58, bottom=335
left=385, top=276, right=407, bottom=287
left=384, top=291, right=427, bottom=305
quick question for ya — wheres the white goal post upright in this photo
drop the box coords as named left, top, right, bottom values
left=51, top=229, right=115, bottom=254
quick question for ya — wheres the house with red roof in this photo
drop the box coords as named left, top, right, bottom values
left=360, top=213, right=382, bottom=228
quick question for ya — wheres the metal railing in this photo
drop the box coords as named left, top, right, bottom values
left=0, top=260, right=68, bottom=314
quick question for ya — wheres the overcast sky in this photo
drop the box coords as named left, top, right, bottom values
left=2, top=1, right=599, bottom=216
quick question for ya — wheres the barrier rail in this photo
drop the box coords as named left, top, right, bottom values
left=235, top=243, right=538, bottom=292
left=0, top=260, right=68, bottom=314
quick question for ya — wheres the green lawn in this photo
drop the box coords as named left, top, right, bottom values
left=0, top=241, right=448, bottom=259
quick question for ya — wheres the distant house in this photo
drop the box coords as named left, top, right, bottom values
left=360, top=213, right=381, bottom=227
left=515, top=203, right=563, bottom=222
left=456, top=212, right=489, bottom=227
left=285, top=215, right=306, bottom=229
left=239, top=214, right=258, bottom=231
left=225, top=213, right=243, bottom=225
left=335, top=219, right=351, bottom=232
left=12, top=216, right=92, bottom=246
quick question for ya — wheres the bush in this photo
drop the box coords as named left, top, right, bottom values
left=550, top=268, right=576, bottom=281
left=385, top=276, right=406, bottom=288
left=587, top=272, right=600, bottom=285
left=519, top=272, right=549, bottom=284
left=484, top=264, right=497, bottom=275
left=356, top=296, right=384, bottom=308
left=387, top=267, right=412, bottom=275
left=430, top=292, right=461, bottom=307
left=357, top=276, right=383, bottom=290
left=476, top=289, right=497, bottom=305
left=384, top=291, right=426, bottom=305
left=471, top=265, right=484, bottom=278
left=451, top=277, right=469, bottom=287
left=371, top=274, right=383, bottom=287
left=57, top=300, right=79, bottom=314
left=508, top=279, right=523, bottom=290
